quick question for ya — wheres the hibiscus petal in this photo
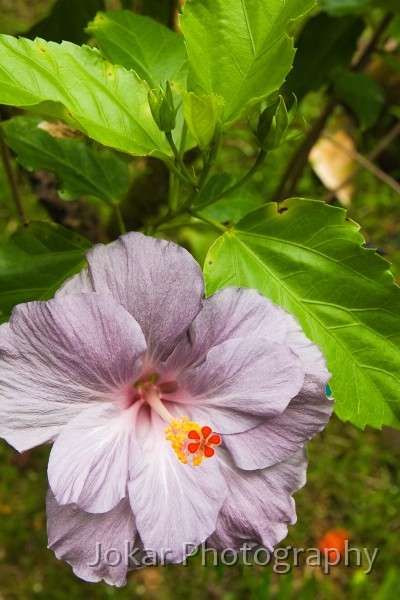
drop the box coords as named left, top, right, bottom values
left=58, top=232, right=204, bottom=362
left=0, top=293, right=146, bottom=452
left=56, top=267, right=93, bottom=295
left=224, top=309, right=333, bottom=469
left=128, top=412, right=227, bottom=562
left=208, top=448, right=307, bottom=551
left=162, top=287, right=288, bottom=375
left=48, top=403, right=138, bottom=513
left=174, top=337, right=305, bottom=433
left=47, top=489, right=137, bottom=587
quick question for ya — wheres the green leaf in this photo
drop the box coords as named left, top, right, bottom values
left=183, top=93, right=224, bottom=150
left=282, top=13, right=364, bottom=102
left=0, top=35, right=171, bottom=158
left=331, top=70, right=386, bottom=130
left=87, top=10, right=188, bottom=88
left=180, top=0, right=315, bottom=124
left=0, top=222, right=91, bottom=324
left=204, top=199, right=400, bottom=430
left=24, top=0, right=105, bottom=45
left=2, top=116, right=130, bottom=204
left=202, top=188, right=264, bottom=223
left=86, top=11, right=190, bottom=151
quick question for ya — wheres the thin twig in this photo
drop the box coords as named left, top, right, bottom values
left=351, top=12, right=395, bottom=71
left=115, top=204, right=127, bottom=234
left=196, top=149, right=267, bottom=211
left=163, top=159, right=196, bottom=189
left=189, top=210, right=228, bottom=233
left=271, top=97, right=337, bottom=202
left=366, top=119, right=400, bottom=161
left=178, top=121, right=188, bottom=156
left=0, top=137, right=26, bottom=224
left=323, top=121, right=400, bottom=202
left=165, top=131, right=197, bottom=187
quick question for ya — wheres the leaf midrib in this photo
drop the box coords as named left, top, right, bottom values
left=236, top=229, right=395, bottom=294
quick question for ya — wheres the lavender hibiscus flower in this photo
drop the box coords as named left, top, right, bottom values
left=0, top=233, right=333, bottom=586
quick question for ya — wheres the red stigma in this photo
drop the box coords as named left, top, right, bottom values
left=186, top=424, right=221, bottom=462
left=201, top=425, right=212, bottom=438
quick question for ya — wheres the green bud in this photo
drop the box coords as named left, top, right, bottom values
left=256, top=95, right=297, bottom=151
left=148, top=81, right=177, bottom=133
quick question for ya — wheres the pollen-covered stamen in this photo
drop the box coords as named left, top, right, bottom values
left=165, top=417, right=221, bottom=466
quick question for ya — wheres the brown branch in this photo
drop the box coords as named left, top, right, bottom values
left=366, top=119, right=400, bottom=161
left=271, top=12, right=395, bottom=203
left=351, top=12, right=395, bottom=71
left=271, top=96, right=338, bottom=202
left=323, top=120, right=400, bottom=202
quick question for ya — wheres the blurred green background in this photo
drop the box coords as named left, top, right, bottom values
left=0, top=0, right=399, bottom=598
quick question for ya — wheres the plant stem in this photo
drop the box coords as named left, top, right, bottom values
left=148, top=183, right=204, bottom=232
left=168, top=169, right=179, bottom=210
left=196, top=158, right=212, bottom=191
left=151, top=145, right=266, bottom=232
left=115, top=204, right=126, bottom=234
left=148, top=208, right=175, bottom=232
left=189, top=210, right=228, bottom=233
left=164, top=159, right=195, bottom=189
left=165, top=131, right=197, bottom=187
left=0, top=137, right=26, bottom=224
left=178, top=158, right=213, bottom=213
left=167, top=121, right=189, bottom=209
left=150, top=127, right=224, bottom=233
left=179, top=121, right=188, bottom=156
left=196, top=149, right=267, bottom=210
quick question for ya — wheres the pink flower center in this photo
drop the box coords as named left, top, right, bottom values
left=133, top=375, right=221, bottom=466
left=134, top=378, right=175, bottom=422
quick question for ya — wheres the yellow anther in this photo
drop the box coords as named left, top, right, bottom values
left=165, top=416, right=221, bottom=466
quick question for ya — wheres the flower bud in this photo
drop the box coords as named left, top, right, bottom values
left=256, top=95, right=297, bottom=151
left=148, top=81, right=177, bottom=133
